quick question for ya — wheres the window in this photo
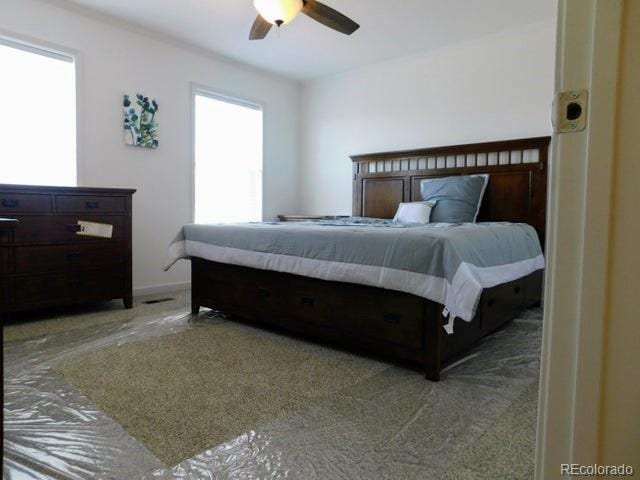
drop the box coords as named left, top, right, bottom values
left=0, top=38, right=76, bottom=186
left=194, top=91, right=263, bottom=223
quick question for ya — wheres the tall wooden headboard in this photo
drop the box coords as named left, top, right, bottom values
left=351, top=136, right=551, bottom=243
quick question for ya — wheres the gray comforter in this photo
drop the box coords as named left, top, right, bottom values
left=167, top=218, right=544, bottom=333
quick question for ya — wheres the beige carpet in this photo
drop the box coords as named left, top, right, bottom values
left=54, top=320, right=385, bottom=466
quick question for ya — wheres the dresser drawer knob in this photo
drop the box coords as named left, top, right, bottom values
left=258, top=287, right=270, bottom=298
left=514, top=285, right=521, bottom=294
left=2, top=199, right=19, bottom=208
left=86, top=201, right=100, bottom=209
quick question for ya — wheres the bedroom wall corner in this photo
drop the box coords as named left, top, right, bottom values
left=297, top=19, right=556, bottom=215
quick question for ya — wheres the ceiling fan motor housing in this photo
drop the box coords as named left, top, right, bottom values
left=249, top=0, right=359, bottom=40
left=254, top=0, right=303, bottom=26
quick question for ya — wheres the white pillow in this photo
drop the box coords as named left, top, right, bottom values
left=393, top=201, right=436, bottom=224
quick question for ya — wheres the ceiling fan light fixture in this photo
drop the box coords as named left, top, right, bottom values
left=253, top=0, right=303, bottom=26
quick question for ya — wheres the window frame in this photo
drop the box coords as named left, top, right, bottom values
left=189, top=83, right=265, bottom=224
left=0, top=31, right=81, bottom=186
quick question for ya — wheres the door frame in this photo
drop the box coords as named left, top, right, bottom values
left=536, top=1, right=624, bottom=477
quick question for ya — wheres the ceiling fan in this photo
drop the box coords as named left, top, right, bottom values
left=249, top=0, right=359, bottom=40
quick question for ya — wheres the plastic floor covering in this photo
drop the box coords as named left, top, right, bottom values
left=3, top=295, right=542, bottom=479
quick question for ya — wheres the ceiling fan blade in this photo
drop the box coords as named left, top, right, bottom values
left=249, top=15, right=272, bottom=40
left=302, top=0, right=359, bottom=35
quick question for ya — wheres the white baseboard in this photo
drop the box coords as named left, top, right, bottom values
left=133, top=282, right=191, bottom=297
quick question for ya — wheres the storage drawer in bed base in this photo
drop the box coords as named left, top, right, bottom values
left=192, top=260, right=426, bottom=350
left=191, top=258, right=542, bottom=381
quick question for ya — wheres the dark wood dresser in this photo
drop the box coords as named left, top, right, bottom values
left=0, top=184, right=136, bottom=319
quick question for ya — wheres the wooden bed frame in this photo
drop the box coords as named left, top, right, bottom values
left=191, top=136, right=550, bottom=380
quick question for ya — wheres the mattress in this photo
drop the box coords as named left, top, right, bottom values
left=166, top=218, right=544, bottom=333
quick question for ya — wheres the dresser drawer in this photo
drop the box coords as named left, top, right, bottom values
left=12, top=270, right=125, bottom=305
left=9, top=215, right=124, bottom=244
left=14, top=243, right=124, bottom=274
left=0, top=193, right=52, bottom=213
left=56, top=195, right=125, bottom=213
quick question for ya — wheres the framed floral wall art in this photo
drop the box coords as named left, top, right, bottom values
left=123, top=93, right=159, bottom=149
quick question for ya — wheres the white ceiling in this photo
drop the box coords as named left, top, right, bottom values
left=61, top=0, right=556, bottom=81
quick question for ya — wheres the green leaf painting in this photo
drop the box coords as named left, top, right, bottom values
left=123, top=93, right=159, bottom=149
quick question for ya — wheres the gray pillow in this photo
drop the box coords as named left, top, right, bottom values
left=420, top=174, right=489, bottom=223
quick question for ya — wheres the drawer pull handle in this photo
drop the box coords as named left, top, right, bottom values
left=301, top=297, right=314, bottom=306
left=2, top=199, right=19, bottom=208
left=514, top=286, right=521, bottom=294
left=258, top=287, right=270, bottom=298
left=487, top=298, right=496, bottom=308
left=383, top=313, right=401, bottom=324
left=66, top=224, right=82, bottom=233
left=86, top=201, right=100, bottom=209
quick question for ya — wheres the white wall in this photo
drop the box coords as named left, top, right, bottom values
left=299, top=20, right=556, bottom=215
left=0, top=0, right=301, bottom=293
